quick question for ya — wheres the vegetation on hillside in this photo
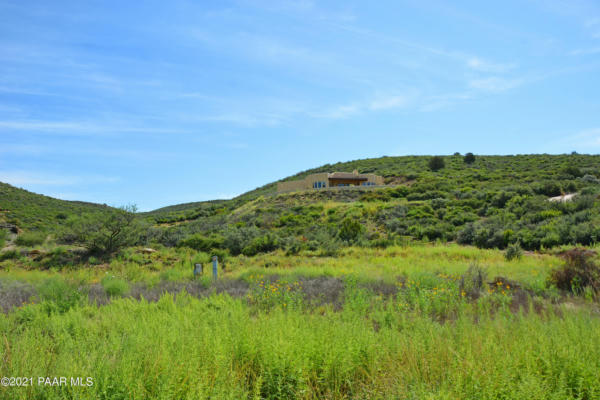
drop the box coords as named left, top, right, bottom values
left=3, top=154, right=600, bottom=259
left=137, top=154, right=600, bottom=257
left=0, top=182, right=114, bottom=232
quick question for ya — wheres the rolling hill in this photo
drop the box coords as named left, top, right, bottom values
left=2, top=153, right=600, bottom=253
left=0, top=182, right=115, bottom=232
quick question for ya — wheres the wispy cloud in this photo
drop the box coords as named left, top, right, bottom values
left=546, top=127, right=600, bottom=153
left=311, top=94, right=411, bottom=119
left=466, top=57, right=516, bottom=73
left=565, top=127, right=600, bottom=148
left=368, top=96, right=409, bottom=111
left=419, top=92, right=473, bottom=112
left=0, top=119, right=191, bottom=135
left=468, top=77, right=524, bottom=92
left=570, top=47, right=600, bottom=55
left=312, top=103, right=360, bottom=119
left=0, top=170, right=119, bottom=186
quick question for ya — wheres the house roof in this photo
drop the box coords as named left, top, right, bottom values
left=328, top=172, right=368, bottom=181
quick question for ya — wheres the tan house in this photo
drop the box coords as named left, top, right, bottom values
left=277, top=170, right=384, bottom=193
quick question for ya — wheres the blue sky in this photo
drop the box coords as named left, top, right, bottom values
left=1, top=0, right=599, bottom=211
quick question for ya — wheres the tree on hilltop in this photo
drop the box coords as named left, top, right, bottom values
left=428, top=156, right=445, bottom=171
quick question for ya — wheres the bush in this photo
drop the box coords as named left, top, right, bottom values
left=0, top=229, right=6, bottom=248
left=177, top=233, right=224, bottom=252
left=15, top=231, right=46, bottom=247
left=533, top=182, right=563, bottom=197
left=504, top=243, right=523, bottom=261
left=456, top=223, right=475, bottom=245
left=549, top=249, right=600, bottom=295
left=338, top=218, right=364, bottom=243
left=459, top=264, right=487, bottom=299
left=37, top=278, right=82, bottom=314
left=242, top=234, right=279, bottom=256
left=101, top=276, right=130, bottom=297
left=223, top=227, right=261, bottom=255
left=38, top=247, right=76, bottom=270
left=428, top=156, right=445, bottom=171
left=0, top=249, right=19, bottom=262
left=562, top=165, right=583, bottom=178
left=464, top=152, right=476, bottom=164
left=61, top=205, right=143, bottom=257
left=581, top=174, right=599, bottom=184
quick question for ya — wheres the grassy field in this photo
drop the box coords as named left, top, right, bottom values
left=1, top=244, right=599, bottom=399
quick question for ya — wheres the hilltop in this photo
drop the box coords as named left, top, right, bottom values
left=0, top=182, right=114, bottom=232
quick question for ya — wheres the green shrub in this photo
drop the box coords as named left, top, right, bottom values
left=549, top=249, right=600, bottom=295
left=61, top=205, right=143, bottom=257
left=88, top=256, right=101, bottom=265
left=0, top=249, right=19, bottom=262
left=242, top=234, right=279, bottom=256
left=223, top=227, right=261, bottom=255
left=15, top=231, right=46, bottom=247
left=464, top=152, right=476, bottom=164
left=338, top=218, right=365, bottom=243
left=177, top=233, right=224, bottom=252
left=456, top=223, right=476, bottom=245
left=428, top=156, right=445, bottom=171
left=581, top=174, right=599, bottom=184
left=504, top=243, right=523, bottom=261
left=38, top=247, right=76, bottom=269
left=0, top=229, right=7, bottom=248
left=101, top=276, right=130, bottom=297
left=562, top=165, right=583, bottom=178
left=459, top=264, right=487, bottom=299
left=37, top=278, right=82, bottom=314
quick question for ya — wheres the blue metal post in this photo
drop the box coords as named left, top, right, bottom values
left=212, top=256, right=218, bottom=280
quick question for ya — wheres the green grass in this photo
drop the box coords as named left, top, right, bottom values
left=1, top=245, right=599, bottom=399
left=1, top=291, right=599, bottom=399
left=0, top=244, right=563, bottom=289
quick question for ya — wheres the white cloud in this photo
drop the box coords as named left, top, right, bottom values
left=546, top=127, right=600, bottom=153
left=419, top=92, right=473, bottom=112
left=368, top=95, right=408, bottom=111
left=567, top=127, right=600, bottom=147
left=570, top=47, right=600, bottom=55
left=466, top=57, right=516, bottom=73
left=468, top=77, right=523, bottom=92
left=312, top=104, right=360, bottom=119
left=0, top=119, right=191, bottom=135
left=0, top=171, right=119, bottom=186
left=312, top=94, right=410, bottom=119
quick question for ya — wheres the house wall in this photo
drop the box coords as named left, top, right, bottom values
left=364, top=174, right=385, bottom=185
left=277, top=180, right=307, bottom=192
left=304, top=172, right=329, bottom=189
left=277, top=172, right=385, bottom=193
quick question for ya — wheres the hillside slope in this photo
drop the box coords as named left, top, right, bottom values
left=137, top=153, right=600, bottom=254
left=0, top=182, right=114, bottom=232
left=3, top=153, right=600, bottom=253
left=146, top=153, right=600, bottom=221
